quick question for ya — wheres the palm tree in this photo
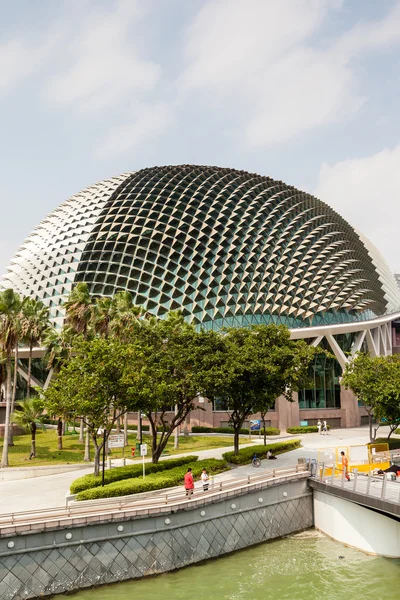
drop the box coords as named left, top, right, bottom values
left=64, top=282, right=93, bottom=340
left=0, top=288, right=21, bottom=467
left=11, top=398, right=45, bottom=459
left=20, top=298, right=50, bottom=399
left=92, top=296, right=113, bottom=338
left=44, top=326, right=75, bottom=375
left=63, top=283, right=94, bottom=456
left=109, top=291, right=142, bottom=342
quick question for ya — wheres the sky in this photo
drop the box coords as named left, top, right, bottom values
left=1, top=0, right=400, bottom=276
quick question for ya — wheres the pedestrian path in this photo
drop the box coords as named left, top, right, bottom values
left=0, top=426, right=397, bottom=514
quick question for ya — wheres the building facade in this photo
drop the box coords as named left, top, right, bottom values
left=2, top=165, right=400, bottom=429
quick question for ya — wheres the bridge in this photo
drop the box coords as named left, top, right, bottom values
left=309, top=463, right=400, bottom=558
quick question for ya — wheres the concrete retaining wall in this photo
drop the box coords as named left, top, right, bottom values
left=0, top=479, right=312, bottom=599
left=314, top=489, right=400, bottom=558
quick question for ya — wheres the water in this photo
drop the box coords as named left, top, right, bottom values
left=66, top=531, right=400, bottom=600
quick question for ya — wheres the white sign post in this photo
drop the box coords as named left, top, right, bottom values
left=108, top=434, right=125, bottom=449
left=140, top=443, right=148, bottom=478
left=107, top=434, right=126, bottom=467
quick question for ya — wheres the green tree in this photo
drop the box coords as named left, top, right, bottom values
left=64, top=282, right=93, bottom=340
left=342, top=352, right=381, bottom=442
left=44, top=326, right=76, bottom=375
left=343, top=353, right=400, bottom=441
left=124, top=312, right=214, bottom=463
left=0, top=289, right=21, bottom=466
left=43, top=338, right=139, bottom=475
left=11, top=398, right=45, bottom=459
left=109, top=291, right=143, bottom=342
left=20, top=298, right=50, bottom=399
left=201, top=324, right=317, bottom=455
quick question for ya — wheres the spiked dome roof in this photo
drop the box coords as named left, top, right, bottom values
left=2, top=165, right=399, bottom=329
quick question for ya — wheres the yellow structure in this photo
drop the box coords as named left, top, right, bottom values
left=318, top=443, right=390, bottom=476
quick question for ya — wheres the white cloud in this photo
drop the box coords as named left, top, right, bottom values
left=46, top=0, right=160, bottom=113
left=95, top=102, right=174, bottom=159
left=181, top=0, right=400, bottom=148
left=0, top=32, right=61, bottom=92
left=314, top=145, right=400, bottom=273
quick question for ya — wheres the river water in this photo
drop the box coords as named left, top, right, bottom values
left=66, top=531, right=399, bottom=600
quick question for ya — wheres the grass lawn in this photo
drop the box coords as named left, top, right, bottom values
left=0, top=429, right=247, bottom=467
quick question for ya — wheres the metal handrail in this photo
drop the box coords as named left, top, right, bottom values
left=0, top=464, right=308, bottom=530
left=314, top=461, right=400, bottom=504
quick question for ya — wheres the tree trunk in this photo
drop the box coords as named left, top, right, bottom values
left=27, top=341, right=33, bottom=400
left=183, top=414, right=189, bottom=437
left=57, top=419, right=63, bottom=450
left=84, top=427, right=91, bottom=461
left=123, top=411, right=128, bottom=446
left=262, top=415, right=267, bottom=446
left=30, top=423, right=37, bottom=458
left=233, top=428, right=240, bottom=455
left=9, top=342, right=19, bottom=446
left=137, top=410, right=142, bottom=443
left=116, top=413, right=121, bottom=434
left=1, top=355, right=13, bottom=467
left=93, top=442, right=102, bottom=477
left=174, top=403, right=179, bottom=450
left=79, top=417, right=84, bottom=443
left=368, top=409, right=374, bottom=443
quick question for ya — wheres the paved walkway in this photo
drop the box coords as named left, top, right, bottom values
left=0, top=426, right=397, bottom=515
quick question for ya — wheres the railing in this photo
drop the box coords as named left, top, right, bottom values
left=0, top=464, right=308, bottom=534
left=314, top=462, right=400, bottom=505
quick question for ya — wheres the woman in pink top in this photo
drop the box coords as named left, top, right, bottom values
left=184, top=467, right=194, bottom=497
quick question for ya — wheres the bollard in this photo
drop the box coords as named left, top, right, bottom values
left=366, top=471, right=371, bottom=496
left=353, top=469, right=358, bottom=491
left=247, top=475, right=250, bottom=485
left=381, top=474, right=387, bottom=500
left=107, top=457, right=112, bottom=469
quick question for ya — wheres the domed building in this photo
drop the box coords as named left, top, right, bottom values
left=2, top=165, right=400, bottom=429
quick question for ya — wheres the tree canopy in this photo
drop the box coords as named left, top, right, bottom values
left=198, top=324, right=318, bottom=454
left=342, top=353, right=400, bottom=440
left=43, top=337, right=140, bottom=475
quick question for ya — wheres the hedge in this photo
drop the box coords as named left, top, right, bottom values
left=286, top=425, right=330, bottom=434
left=374, top=437, right=400, bottom=450
left=191, top=426, right=280, bottom=436
left=76, top=458, right=229, bottom=501
left=70, top=455, right=197, bottom=494
left=222, top=439, right=301, bottom=465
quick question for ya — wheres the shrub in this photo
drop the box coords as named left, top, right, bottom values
left=191, top=425, right=280, bottom=436
left=222, top=439, right=301, bottom=465
left=395, top=428, right=400, bottom=435
left=76, top=458, right=229, bottom=501
left=374, top=437, right=400, bottom=450
left=70, top=455, right=197, bottom=494
left=286, top=425, right=330, bottom=434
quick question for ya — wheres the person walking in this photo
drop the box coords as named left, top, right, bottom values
left=317, top=419, right=322, bottom=434
left=323, top=420, right=328, bottom=435
left=184, top=467, right=195, bottom=497
left=201, top=468, right=209, bottom=491
left=340, top=451, right=351, bottom=481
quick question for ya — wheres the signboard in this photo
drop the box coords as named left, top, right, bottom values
left=108, top=434, right=125, bottom=449
left=300, top=420, right=308, bottom=426
left=140, top=443, right=148, bottom=457
left=250, top=420, right=261, bottom=431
